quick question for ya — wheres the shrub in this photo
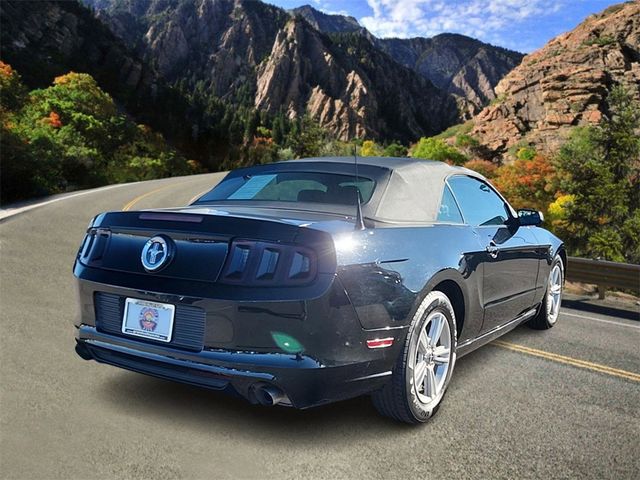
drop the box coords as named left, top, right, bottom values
left=493, top=154, right=557, bottom=213
left=463, top=159, right=498, bottom=179
left=383, top=142, right=408, bottom=157
left=410, top=137, right=467, bottom=165
left=360, top=140, right=383, bottom=157
left=515, top=146, right=536, bottom=161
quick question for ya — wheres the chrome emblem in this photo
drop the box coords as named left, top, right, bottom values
left=141, top=235, right=172, bottom=272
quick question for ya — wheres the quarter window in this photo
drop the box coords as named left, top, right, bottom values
left=437, top=184, right=464, bottom=223
left=447, top=176, right=509, bottom=226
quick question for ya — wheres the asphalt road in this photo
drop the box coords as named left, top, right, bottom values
left=1, top=174, right=639, bottom=480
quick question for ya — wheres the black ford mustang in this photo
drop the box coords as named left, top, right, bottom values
left=73, top=157, right=565, bottom=424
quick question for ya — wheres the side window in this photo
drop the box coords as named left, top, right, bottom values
left=437, top=184, right=464, bottom=223
left=448, top=176, right=509, bottom=226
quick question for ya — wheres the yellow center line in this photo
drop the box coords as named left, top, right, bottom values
left=187, top=188, right=210, bottom=205
left=493, top=340, right=640, bottom=382
left=122, top=182, right=189, bottom=211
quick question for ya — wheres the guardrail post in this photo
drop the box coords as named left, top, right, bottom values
left=597, top=284, right=606, bottom=300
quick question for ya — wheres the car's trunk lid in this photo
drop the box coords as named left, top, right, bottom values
left=78, top=208, right=339, bottom=283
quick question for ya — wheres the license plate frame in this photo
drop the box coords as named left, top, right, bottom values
left=121, top=298, right=175, bottom=343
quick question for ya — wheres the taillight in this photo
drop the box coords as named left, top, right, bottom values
left=78, top=228, right=110, bottom=266
left=220, top=240, right=317, bottom=286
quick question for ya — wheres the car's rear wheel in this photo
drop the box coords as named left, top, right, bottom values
left=372, top=291, right=457, bottom=424
left=529, top=255, right=564, bottom=330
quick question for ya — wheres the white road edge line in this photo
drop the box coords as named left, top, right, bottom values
left=0, top=172, right=223, bottom=221
left=562, top=310, right=640, bottom=330
left=0, top=183, right=135, bottom=221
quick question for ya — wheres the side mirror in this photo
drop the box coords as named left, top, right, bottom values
left=517, top=209, right=544, bottom=227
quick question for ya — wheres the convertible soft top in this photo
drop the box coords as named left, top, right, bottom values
left=279, top=157, right=484, bottom=223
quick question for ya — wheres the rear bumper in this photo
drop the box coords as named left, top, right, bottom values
left=75, top=325, right=394, bottom=409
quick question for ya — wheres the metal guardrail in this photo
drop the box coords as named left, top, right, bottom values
left=567, top=256, right=640, bottom=299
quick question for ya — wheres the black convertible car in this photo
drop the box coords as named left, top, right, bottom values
left=73, top=157, right=565, bottom=423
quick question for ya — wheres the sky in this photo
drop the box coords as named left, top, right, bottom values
left=267, top=0, right=622, bottom=52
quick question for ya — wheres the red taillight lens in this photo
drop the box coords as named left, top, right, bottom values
left=220, top=240, right=317, bottom=286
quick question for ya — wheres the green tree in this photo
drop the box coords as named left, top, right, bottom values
left=493, top=154, right=557, bottom=213
left=287, top=115, right=330, bottom=158
left=272, top=112, right=285, bottom=145
left=244, top=109, right=259, bottom=142
left=410, top=137, right=467, bottom=165
left=228, top=114, right=244, bottom=145
left=0, top=62, right=26, bottom=112
left=556, top=86, right=640, bottom=262
left=1, top=65, right=196, bottom=203
left=1, top=62, right=63, bottom=201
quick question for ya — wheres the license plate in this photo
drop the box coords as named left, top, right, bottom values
left=121, top=298, right=175, bottom=342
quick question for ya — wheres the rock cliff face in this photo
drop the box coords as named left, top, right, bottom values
left=86, top=0, right=289, bottom=99
left=291, top=5, right=362, bottom=34
left=0, top=0, right=153, bottom=93
left=255, top=19, right=372, bottom=139
left=469, top=2, right=640, bottom=159
left=378, top=34, right=523, bottom=116
left=84, top=0, right=458, bottom=141
left=291, top=5, right=523, bottom=116
left=255, top=18, right=457, bottom=140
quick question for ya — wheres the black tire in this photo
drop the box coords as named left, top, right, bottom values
left=529, top=255, right=564, bottom=330
left=372, top=291, right=457, bottom=424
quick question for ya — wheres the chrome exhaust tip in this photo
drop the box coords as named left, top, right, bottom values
left=252, top=384, right=290, bottom=406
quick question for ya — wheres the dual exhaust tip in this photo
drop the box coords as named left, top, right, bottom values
left=77, top=341, right=291, bottom=407
left=251, top=383, right=291, bottom=407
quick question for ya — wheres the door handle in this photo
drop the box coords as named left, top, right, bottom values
left=486, top=241, right=499, bottom=258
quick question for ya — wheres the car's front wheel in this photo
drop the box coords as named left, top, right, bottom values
left=529, top=255, right=564, bottom=330
left=372, top=291, right=457, bottom=424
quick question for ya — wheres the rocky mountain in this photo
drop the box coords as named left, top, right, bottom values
left=291, top=5, right=523, bottom=115
left=2, top=0, right=524, bottom=147
left=291, top=5, right=362, bottom=34
left=0, top=0, right=153, bottom=96
left=255, top=18, right=457, bottom=140
left=82, top=0, right=457, bottom=142
left=378, top=35, right=523, bottom=116
left=86, top=0, right=289, bottom=98
left=469, top=1, right=640, bottom=159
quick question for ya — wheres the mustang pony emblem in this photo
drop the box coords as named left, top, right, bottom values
left=141, top=235, right=172, bottom=271
left=147, top=242, right=164, bottom=264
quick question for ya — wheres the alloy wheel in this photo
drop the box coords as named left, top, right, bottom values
left=547, top=263, right=562, bottom=324
left=411, top=311, right=452, bottom=405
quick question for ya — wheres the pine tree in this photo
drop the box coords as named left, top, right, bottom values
left=556, top=86, right=640, bottom=262
left=244, top=109, right=259, bottom=142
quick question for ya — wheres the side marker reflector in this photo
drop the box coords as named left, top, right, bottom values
left=366, top=338, right=394, bottom=349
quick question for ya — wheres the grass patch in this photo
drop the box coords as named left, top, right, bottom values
left=489, top=93, right=508, bottom=106
left=433, top=120, right=474, bottom=140
left=583, top=36, right=616, bottom=47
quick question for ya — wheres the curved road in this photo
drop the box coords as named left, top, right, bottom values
left=1, top=174, right=639, bottom=479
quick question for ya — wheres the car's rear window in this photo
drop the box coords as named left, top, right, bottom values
left=196, top=172, right=376, bottom=205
